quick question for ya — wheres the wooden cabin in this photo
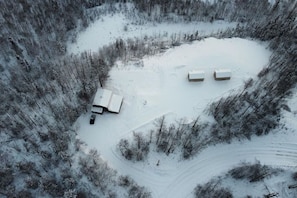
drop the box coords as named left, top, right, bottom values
left=91, top=88, right=123, bottom=114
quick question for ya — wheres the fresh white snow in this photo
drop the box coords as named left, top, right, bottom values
left=92, top=88, right=124, bottom=113
left=93, top=88, right=113, bottom=108
left=72, top=36, right=286, bottom=197
left=67, top=13, right=237, bottom=54
left=108, top=94, right=123, bottom=113
left=71, top=14, right=297, bottom=198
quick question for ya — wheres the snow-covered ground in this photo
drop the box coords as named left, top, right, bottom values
left=75, top=37, right=272, bottom=156
left=76, top=86, right=297, bottom=197
left=67, top=13, right=237, bottom=54
left=72, top=14, right=297, bottom=198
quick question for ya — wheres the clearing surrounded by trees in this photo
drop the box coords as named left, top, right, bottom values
left=2, top=1, right=296, bottom=197
left=73, top=12, right=297, bottom=198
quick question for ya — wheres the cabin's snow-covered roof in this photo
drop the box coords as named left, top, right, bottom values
left=92, top=88, right=123, bottom=113
left=215, top=69, right=232, bottom=78
left=188, top=70, right=205, bottom=79
left=93, top=88, right=112, bottom=108
left=108, top=94, right=123, bottom=113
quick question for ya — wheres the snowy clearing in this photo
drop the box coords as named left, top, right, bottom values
left=76, top=97, right=297, bottom=197
left=67, top=13, right=237, bottom=54
left=72, top=36, right=290, bottom=197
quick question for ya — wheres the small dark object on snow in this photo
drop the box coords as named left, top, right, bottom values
left=90, top=114, right=96, bottom=125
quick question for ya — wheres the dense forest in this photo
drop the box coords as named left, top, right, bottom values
left=0, top=0, right=296, bottom=197
left=0, top=1, right=150, bottom=197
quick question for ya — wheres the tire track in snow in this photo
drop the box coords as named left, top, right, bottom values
left=107, top=138, right=297, bottom=198
left=109, top=147, right=175, bottom=198
left=160, top=142, right=297, bottom=198
left=117, top=111, right=173, bottom=139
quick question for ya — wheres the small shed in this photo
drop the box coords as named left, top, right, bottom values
left=91, top=106, right=103, bottom=114
left=214, top=69, right=231, bottom=80
left=188, top=70, right=205, bottom=81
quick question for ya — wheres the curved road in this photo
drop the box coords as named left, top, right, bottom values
left=108, top=134, right=297, bottom=198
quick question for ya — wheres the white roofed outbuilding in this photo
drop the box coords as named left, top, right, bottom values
left=214, top=69, right=232, bottom=80
left=91, top=106, right=104, bottom=114
left=188, top=70, right=205, bottom=81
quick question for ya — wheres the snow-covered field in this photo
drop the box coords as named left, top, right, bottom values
left=72, top=14, right=297, bottom=197
left=76, top=36, right=272, bottom=156
left=67, top=13, right=237, bottom=54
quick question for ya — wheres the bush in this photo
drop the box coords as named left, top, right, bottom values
left=78, top=149, right=117, bottom=194
left=17, top=190, right=33, bottom=198
left=129, top=185, right=151, bottom=198
left=118, top=132, right=150, bottom=161
left=118, top=139, right=134, bottom=160
left=228, top=161, right=271, bottom=182
left=25, top=177, right=39, bottom=189
left=76, top=191, right=87, bottom=198
left=118, top=175, right=132, bottom=187
left=194, top=180, right=233, bottom=198
left=17, top=162, right=36, bottom=174
left=292, top=172, right=297, bottom=181
left=118, top=175, right=151, bottom=198
left=0, top=169, right=14, bottom=189
left=42, top=177, right=64, bottom=197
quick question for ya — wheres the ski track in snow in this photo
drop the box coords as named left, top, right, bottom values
left=68, top=14, right=237, bottom=54
left=72, top=14, right=297, bottom=198
left=163, top=143, right=297, bottom=198
left=105, top=134, right=297, bottom=198
left=118, top=111, right=172, bottom=139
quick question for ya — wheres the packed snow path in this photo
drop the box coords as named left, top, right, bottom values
left=67, top=14, right=237, bottom=54
left=76, top=37, right=272, bottom=160
left=108, top=133, right=297, bottom=198
left=72, top=37, right=297, bottom=197
left=72, top=14, right=297, bottom=198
